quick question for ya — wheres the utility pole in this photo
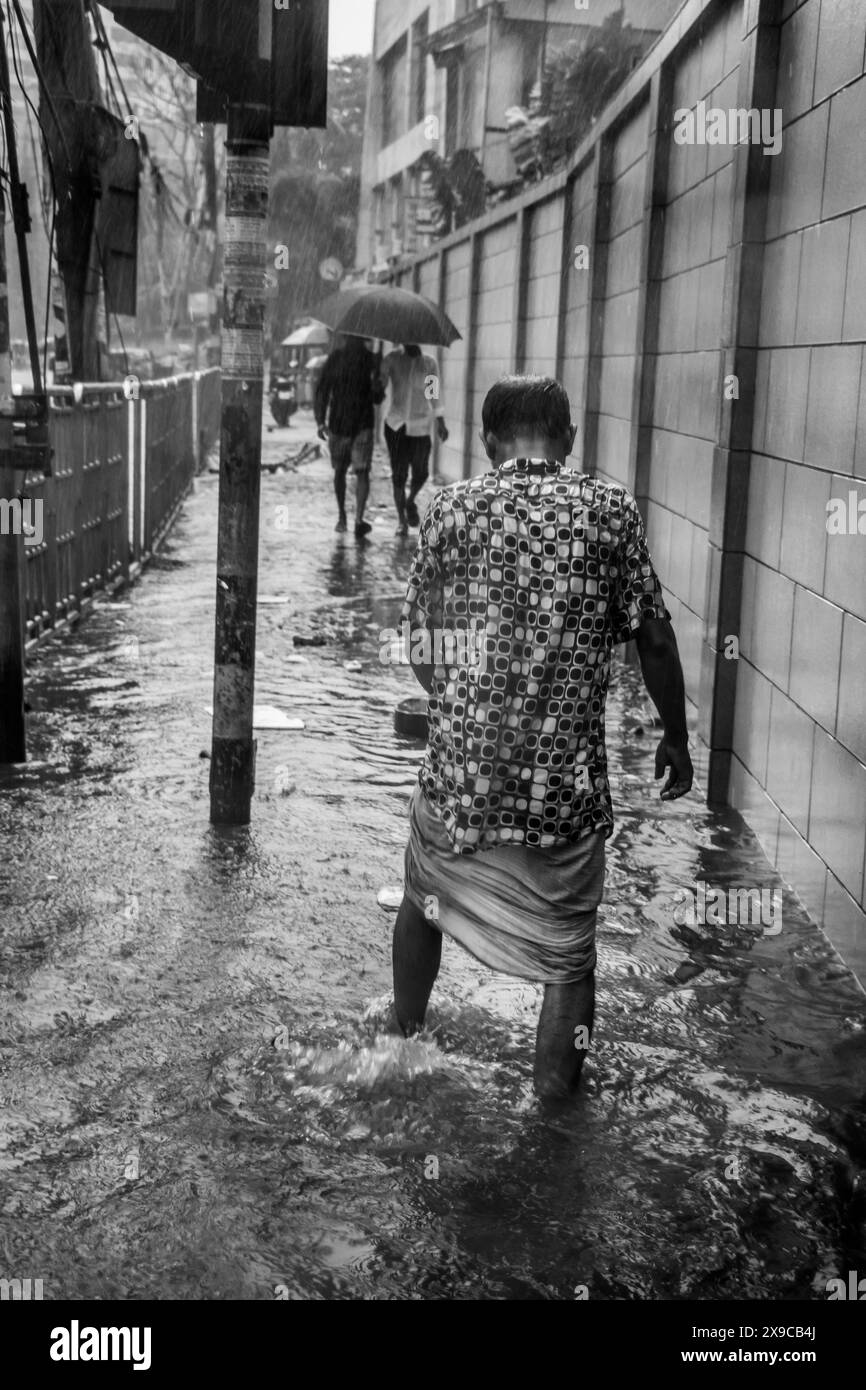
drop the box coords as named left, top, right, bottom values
left=98, top=0, right=329, bottom=823
left=0, top=16, right=26, bottom=764
left=208, top=100, right=271, bottom=824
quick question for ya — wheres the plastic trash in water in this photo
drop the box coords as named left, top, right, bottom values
left=377, top=885, right=404, bottom=911
left=205, top=706, right=304, bottom=731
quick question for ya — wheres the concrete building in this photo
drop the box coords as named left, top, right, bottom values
left=357, top=0, right=683, bottom=274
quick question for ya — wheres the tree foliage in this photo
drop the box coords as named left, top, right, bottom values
left=543, top=16, right=642, bottom=169
left=268, top=55, right=368, bottom=339
left=415, top=17, right=644, bottom=244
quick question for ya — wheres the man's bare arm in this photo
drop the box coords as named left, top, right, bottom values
left=634, top=617, right=693, bottom=800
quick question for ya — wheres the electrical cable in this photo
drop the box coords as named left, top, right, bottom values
left=90, top=0, right=188, bottom=228
left=9, top=0, right=130, bottom=376
left=5, top=0, right=56, bottom=383
left=13, top=0, right=199, bottom=368
left=7, top=9, right=55, bottom=382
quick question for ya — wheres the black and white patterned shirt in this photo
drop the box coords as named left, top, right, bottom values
left=401, top=458, right=670, bottom=853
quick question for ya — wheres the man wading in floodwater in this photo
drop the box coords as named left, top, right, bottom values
left=393, top=376, right=693, bottom=1102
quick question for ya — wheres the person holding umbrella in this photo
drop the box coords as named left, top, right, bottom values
left=378, top=344, right=449, bottom=533
left=314, top=332, right=383, bottom=538
left=313, top=286, right=462, bottom=531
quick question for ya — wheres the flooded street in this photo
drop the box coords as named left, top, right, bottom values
left=1, top=416, right=865, bottom=1302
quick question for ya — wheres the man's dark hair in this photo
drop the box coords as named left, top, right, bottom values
left=481, top=375, right=571, bottom=441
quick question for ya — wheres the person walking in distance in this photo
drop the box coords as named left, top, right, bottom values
left=392, top=375, right=693, bottom=1102
left=315, top=334, right=384, bottom=538
left=380, top=343, right=449, bottom=534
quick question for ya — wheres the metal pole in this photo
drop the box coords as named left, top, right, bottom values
left=209, top=102, right=271, bottom=825
left=0, top=176, right=27, bottom=764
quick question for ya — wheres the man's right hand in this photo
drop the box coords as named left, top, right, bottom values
left=654, top=736, right=693, bottom=801
left=316, top=425, right=328, bottom=442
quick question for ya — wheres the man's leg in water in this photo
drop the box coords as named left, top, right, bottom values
left=386, top=425, right=410, bottom=526
left=533, top=972, right=595, bottom=1101
left=393, top=895, right=442, bottom=1034
left=329, top=434, right=350, bottom=527
left=354, top=467, right=370, bottom=525
left=405, top=438, right=431, bottom=525
left=351, top=431, right=374, bottom=530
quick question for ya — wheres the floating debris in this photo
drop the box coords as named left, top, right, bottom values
left=204, top=706, right=305, bottom=731
left=377, top=885, right=404, bottom=911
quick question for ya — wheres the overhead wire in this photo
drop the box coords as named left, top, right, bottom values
left=89, top=0, right=187, bottom=228
left=8, top=0, right=134, bottom=376
left=9, top=0, right=203, bottom=371
left=10, top=13, right=58, bottom=373
left=5, top=0, right=57, bottom=381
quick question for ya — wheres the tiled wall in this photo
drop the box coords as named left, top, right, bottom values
left=559, top=164, right=597, bottom=464
left=646, top=3, right=740, bottom=718
left=730, top=0, right=866, bottom=977
left=520, top=196, right=565, bottom=381
left=395, top=0, right=866, bottom=985
left=436, top=239, right=472, bottom=485
left=594, top=101, right=650, bottom=495
left=468, top=219, right=520, bottom=471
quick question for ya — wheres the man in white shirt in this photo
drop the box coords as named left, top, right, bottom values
left=379, top=344, right=449, bottom=532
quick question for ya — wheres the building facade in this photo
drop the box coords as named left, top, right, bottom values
left=2, top=3, right=202, bottom=357
left=357, top=0, right=682, bottom=275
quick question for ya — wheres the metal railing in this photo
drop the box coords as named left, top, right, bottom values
left=19, top=368, right=221, bottom=648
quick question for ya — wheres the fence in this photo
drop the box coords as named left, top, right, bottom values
left=19, top=368, right=221, bottom=648
left=393, top=0, right=866, bottom=983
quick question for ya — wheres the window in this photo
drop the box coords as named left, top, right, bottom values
left=380, top=35, right=408, bottom=147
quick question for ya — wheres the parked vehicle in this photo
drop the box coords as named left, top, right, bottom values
left=270, top=322, right=331, bottom=414
left=268, top=371, right=298, bottom=428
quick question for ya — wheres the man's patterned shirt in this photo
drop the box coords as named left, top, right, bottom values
left=400, top=458, right=670, bottom=854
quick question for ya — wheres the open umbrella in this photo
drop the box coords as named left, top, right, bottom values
left=280, top=323, right=331, bottom=349
left=313, top=285, right=461, bottom=348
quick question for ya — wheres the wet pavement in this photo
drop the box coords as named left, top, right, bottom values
left=1, top=410, right=865, bottom=1301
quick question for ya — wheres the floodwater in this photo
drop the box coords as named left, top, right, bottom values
left=1, top=418, right=865, bottom=1301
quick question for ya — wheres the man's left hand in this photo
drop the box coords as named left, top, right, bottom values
left=436, top=419, right=449, bottom=443
left=655, top=737, right=693, bottom=801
